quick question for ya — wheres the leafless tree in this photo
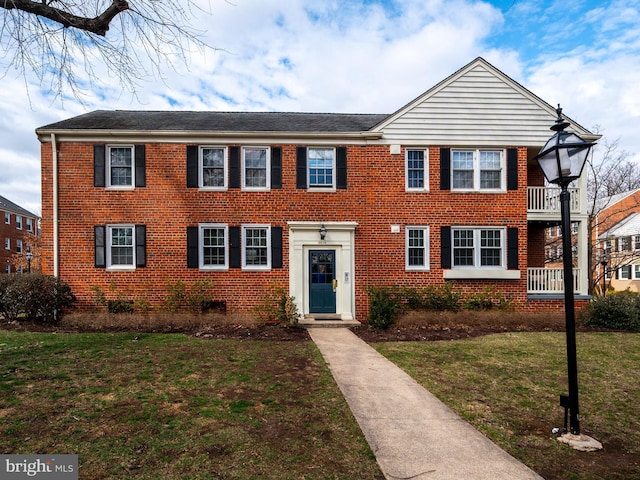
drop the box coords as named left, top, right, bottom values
left=585, top=136, right=640, bottom=293
left=1, top=1, right=213, bottom=101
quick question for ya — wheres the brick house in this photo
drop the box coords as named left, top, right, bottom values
left=36, top=57, right=597, bottom=320
left=0, top=195, right=39, bottom=274
left=595, top=189, right=640, bottom=292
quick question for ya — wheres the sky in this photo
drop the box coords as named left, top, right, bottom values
left=1, top=0, right=639, bottom=216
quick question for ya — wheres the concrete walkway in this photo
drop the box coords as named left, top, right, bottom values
left=308, top=328, right=544, bottom=480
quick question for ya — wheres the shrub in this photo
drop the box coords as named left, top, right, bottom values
left=462, top=286, right=514, bottom=311
left=0, top=273, right=76, bottom=323
left=254, top=284, right=300, bottom=326
left=403, top=283, right=461, bottom=312
left=581, top=292, right=640, bottom=331
left=367, top=286, right=402, bottom=329
left=108, top=299, right=134, bottom=314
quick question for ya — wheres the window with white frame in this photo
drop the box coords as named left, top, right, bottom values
left=107, top=146, right=135, bottom=188
left=107, top=225, right=135, bottom=269
left=634, top=236, right=640, bottom=251
left=242, top=147, right=270, bottom=189
left=406, top=149, right=428, bottom=191
left=200, top=147, right=227, bottom=189
left=16, top=239, right=22, bottom=254
left=242, top=225, right=271, bottom=269
left=634, top=265, right=640, bottom=279
left=308, top=147, right=335, bottom=188
left=16, top=215, right=22, bottom=230
left=200, top=224, right=228, bottom=269
left=406, top=226, right=430, bottom=270
left=620, top=265, right=632, bottom=280
left=602, top=240, right=612, bottom=255
left=5, top=264, right=10, bottom=274
left=4, top=238, right=9, bottom=250
left=26, top=218, right=33, bottom=232
left=4, top=212, right=9, bottom=224
left=452, top=149, right=505, bottom=191
left=452, top=228, right=505, bottom=268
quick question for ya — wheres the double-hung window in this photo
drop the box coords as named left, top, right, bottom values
left=26, top=218, right=33, bottom=232
left=453, top=228, right=505, bottom=269
left=200, top=147, right=227, bottom=189
left=406, top=149, right=428, bottom=191
left=452, top=149, right=505, bottom=191
left=108, top=146, right=134, bottom=188
left=4, top=212, right=9, bottom=224
left=619, top=265, right=632, bottom=280
left=308, top=147, right=335, bottom=189
left=242, top=147, right=270, bottom=190
left=242, top=225, right=271, bottom=270
left=16, top=239, right=22, bottom=254
left=107, top=225, right=135, bottom=269
left=4, top=238, right=10, bottom=250
left=16, top=215, right=22, bottom=230
left=200, top=224, right=228, bottom=269
left=406, top=226, right=430, bottom=270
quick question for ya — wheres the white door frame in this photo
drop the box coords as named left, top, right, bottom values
left=288, top=221, right=357, bottom=320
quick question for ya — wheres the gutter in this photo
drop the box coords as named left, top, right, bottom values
left=51, top=133, right=59, bottom=278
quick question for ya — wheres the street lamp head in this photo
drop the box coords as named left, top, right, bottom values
left=535, top=105, right=596, bottom=187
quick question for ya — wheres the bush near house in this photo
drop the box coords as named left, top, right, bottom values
left=0, top=273, right=76, bottom=323
left=581, top=291, right=640, bottom=331
left=367, top=284, right=514, bottom=330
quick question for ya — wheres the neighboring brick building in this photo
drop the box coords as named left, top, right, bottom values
left=595, top=189, right=640, bottom=292
left=36, top=58, right=597, bottom=319
left=0, top=195, right=39, bottom=274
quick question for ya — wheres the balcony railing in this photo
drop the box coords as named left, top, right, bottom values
left=527, top=267, right=580, bottom=294
left=528, top=186, right=580, bottom=214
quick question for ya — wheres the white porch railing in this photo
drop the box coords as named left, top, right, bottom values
left=527, top=186, right=580, bottom=214
left=527, top=268, right=580, bottom=294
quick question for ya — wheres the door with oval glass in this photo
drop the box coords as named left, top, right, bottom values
left=309, top=250, right=336, bottom=314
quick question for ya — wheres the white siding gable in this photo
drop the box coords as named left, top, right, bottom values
left=374, top=57, right=594, bottom=147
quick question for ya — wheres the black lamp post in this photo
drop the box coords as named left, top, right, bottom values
left=600, top=253, right=609, bottom=296
left=535, top=105, right=595, bottom=437
left=25, top=247, right=33, bottom=274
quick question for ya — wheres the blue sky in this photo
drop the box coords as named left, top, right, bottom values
left=1, top=0, right=639, bottom=214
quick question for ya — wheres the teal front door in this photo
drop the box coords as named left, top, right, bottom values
left=309, top=250, right=336, bottom=314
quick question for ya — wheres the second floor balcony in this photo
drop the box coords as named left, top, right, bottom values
left=528, top=186, right=581, bottom=216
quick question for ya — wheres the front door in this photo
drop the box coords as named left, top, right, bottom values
left=309, top=250, right=336, bottom=314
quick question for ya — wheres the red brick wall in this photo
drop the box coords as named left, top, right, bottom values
left=40, top=141, right=548, bottom=319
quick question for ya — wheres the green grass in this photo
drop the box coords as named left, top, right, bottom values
left=0, top=332, right=382, bottom=479
left=374, top=332, right=640, bottom=480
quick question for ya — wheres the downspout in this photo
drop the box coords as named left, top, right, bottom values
left=51, top=133, right=59, bottom=278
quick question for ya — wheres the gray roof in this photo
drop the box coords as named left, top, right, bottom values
left=0, top=195, right=38, bottom=218
left=37, top=110, right=390, bottom=133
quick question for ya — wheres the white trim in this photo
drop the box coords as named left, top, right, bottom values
left=405, top=148, right=429, bottom=192
left=405, top=226, right=430, bottom=271
left=199, top=146, right=228, bottom=190
left=106, top=145, right=135, bottom=190
left=451, top=149, right=506, bottom=192
left=242, top=146, right=271, bottom=191
left=242, top=224, right=271, bottom=270
left=452, top=227, right=507, bottom=269
left=199, top=224, right=229, bottom=270
left=307, top=146, right=336, bottom=191
left=445, top=269, right=520, bottom=280
left=106, top=224, right=136, bottom=271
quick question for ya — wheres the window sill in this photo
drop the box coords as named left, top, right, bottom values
left=443, top=269, right=520, bottom=280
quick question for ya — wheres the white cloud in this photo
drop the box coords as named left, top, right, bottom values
left=1, top=0, right=640, bottom=214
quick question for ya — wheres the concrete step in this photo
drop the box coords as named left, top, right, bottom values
left=299, top=315, right=361, bottom=328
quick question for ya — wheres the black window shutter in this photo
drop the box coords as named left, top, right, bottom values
left=296, top=146, right=307, bottom=189
left=440, top=226, right=452, bottom=269
left=440, top=148, right=451, bottom=190
left=229, top=146, right=240, bottom=189
left=271, top=226, right=283, bottom=268
left=135, top=225, right=147, bottom=267
left=94, top=145, right=106, bottom=187
left=271, top=147, right=282, bottom=189
left=507, top=148, right=518, bottom=190
left=507, top=227, right=519, bottom=269
left=187, top=226, right=199, bottom=268
left=229, top=226, right=241, bottom=268
left=94, top=225, right=106, bottom=268
left=337, top=146, right=347, bottom=189
left=186, top=146, right=199, bottom=188
left=135, top=145, right=146, bottom=187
